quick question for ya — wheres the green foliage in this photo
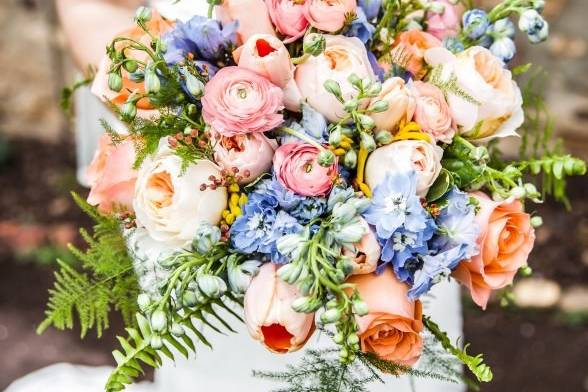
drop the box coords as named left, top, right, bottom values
left=61, top=66, right=96, bottom=116
left=423, top=316, right=493, bottom=383
left=37, top=192, right=139, bottom=338
left=427, top=65, right=481, bottom=106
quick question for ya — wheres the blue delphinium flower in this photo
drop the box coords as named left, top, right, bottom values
left=281, top=104, right=329, bottom=144
left=345, top=8, right=376, bottom=44
left=363, top=171, right=436, bottom=283
left=269, top=211, right=304, bottom=263
left=358, top=0, right=381, bottom=20
left=259, top=178, right=328, bottom=224
left=367, top=51, right=385, bottom=81
left=443, top=37, right=465, bottom=54
left=407, top=188, right=480, bottom=298
left=490, top=37, right=516, bottom=63
left=462, top=9, right=490, bottom=39
left=518, top=9, right=549, bottom=44
left=163, top=15, right=238, bottom=64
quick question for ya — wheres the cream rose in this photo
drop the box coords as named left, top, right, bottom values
left=134, top=140, right=228, bottom=247
left=365, top=140, right=443, bottom=197
left=369, top=77, right=416, bottom=132
left=424, top=46, right=524, bottom=143
left=294, top=35, right=376, bottom=122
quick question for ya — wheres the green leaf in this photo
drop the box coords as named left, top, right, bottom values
left=512, top=63, right=532, bottom=76
left=426, top=169, right=453, bottom=202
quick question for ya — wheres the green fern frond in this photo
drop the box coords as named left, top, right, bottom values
left=428, top=65, right=481, bottom=106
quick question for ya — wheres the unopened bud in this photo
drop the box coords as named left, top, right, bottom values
left=352, top=300, right=369, bottom=316
left=359, top=132, right=376, bottom=152
left=145, top=69, right=161, bottom=94
left=375, top=130, right=393, bottom=145
left=324, top=79, right=342, bottom=98
left=135, top=6, right=152, bottom=22
left=108, top=72, right=123, bottom=92
left=150, top=310, right=168, bottom=332
left=197, top=275, right=227, bottom=299
left=370, top=100, right=389, bottom=113
left=317, top=149, right=336, bottom=167
left=137, top=293, right=151, bottom=312
left=303, top=33, right=326, bottom=56
left=343, top=149, right=357, bottom=169
left=320, top=308, right=342, bottom=324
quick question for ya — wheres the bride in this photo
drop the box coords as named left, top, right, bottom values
left=7, top=1, right=465, bottom=391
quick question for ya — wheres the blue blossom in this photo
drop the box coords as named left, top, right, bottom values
left=281, top=104, right=329, bottom=144
left=490, top=37, right=516, bottom=63
left=367, top=51, right=385, bottom=81
left=488, top=18, right=515, bottom=39
left=163, top=15, right=238, bottom=64
left=408, top=245, right=464, bottom=298
left=262, top=178, right=328, bottom=224
left=269, top=211, right=304, bottom=263
left=443, top=37, right=465, bottom=54
left=345, top=8, right=375, bottom=44
left=358, top=0, right=381, bottom=20
left=462, top=9, right=490, bottom=39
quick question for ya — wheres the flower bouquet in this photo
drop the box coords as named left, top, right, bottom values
left=39, top=0, right=586, bottom=391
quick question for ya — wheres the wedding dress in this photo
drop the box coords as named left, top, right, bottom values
left=6, top=1, right=466, bottom=391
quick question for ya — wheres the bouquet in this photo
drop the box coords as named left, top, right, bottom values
left=39, top=0, right=586, bottom=391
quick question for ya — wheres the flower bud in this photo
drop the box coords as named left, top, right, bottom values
left=108, top=72, right=123, bottom=92
left=137, top=293, right=151, bottom=312
left=343, top=98, right=359, bottom=113
left=150, top=310, right=168, bottom=332
left=303, top=33, right=326, bottom=56
left=150, top=335, right=163, bottom=349
left=228, top=259, right=261, bottom=294
left=278, top=262, right=304, bottom=285
left=349, top=197, right=370, bottom=213
left=135, top=6, right=152, bottom=22
left=291, top=296, right=321, bottom=313
left=145, top=68, right=161, bottom=94
left=197, top=275, right=227, bottom=299
left=366, top=81, right=382, bottom=97
left=518, top=9, right=541, bottom=33
left=324, top=79, right=342, bottom=98
left=192, top=223, right=221, bottom=254
left=334, top=221, right=366, bottom=244
left=336, top=257, right=355, bottom=276
left=121, top=101, right=137, bottom=122
left=182, top=290, right=198, bottom=307
left=375, top=130, right=393, bottom=145
left=320, top=308, right=342, bottom=324
left=352, top=299, right=369, bottom=316
left=329, top=127, right=343, bottom=146
left=347, top=333, right=360, bottom=345
left=348, top=73, right=362, bottom=89
left=170, top=323, right=185, bottom=337
left=332, top=203, right=356, bottom=223
left=370, top=100, right=389, bottom=113
left=359, top=132, right=376, bottom=152
left=462, top=9, right=490, bottom=39
left=123, top=60, right=138, bottom=73
left=530, top=216, right=543, bottom=228
left=510, top=186, right=526, bottom=199
left=317, top=149, right=336, bottom=167
left=343, top=149, right=357, bottom=169
left=185, top=72, right=205, bottom=98
left=333, top=332, right=344, bottom=344
left=470, top=146, right=489, bottom=163
left=358, top=114, right=376, bottom=131
left=299, top=277, right=314, bottom=296
left=277, top=234, right=305, bottom=259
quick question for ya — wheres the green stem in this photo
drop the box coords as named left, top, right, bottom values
left=280, top=127, right=326, bottom=151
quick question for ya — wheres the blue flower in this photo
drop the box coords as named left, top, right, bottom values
left=488, top=18, right=515, bottom=39
left=345, top=8, right=375, bottom=44
left=443, top=37, right=465, bottom=54
left=462, top=9, right=490, bottom=39
left=490, top=37, right=516, bottom=63
left=367, top=51, right=385, bottom=81
left=163, top=15, right=238, bottom=64
left=269, top=211, right=304, bottom=263
left=408, top=245, right=464, bottom=298
left=281, top=104, right=329, bottom=144
left=358, top=0, right=381, bottom=20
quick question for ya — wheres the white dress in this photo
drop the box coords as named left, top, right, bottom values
left=6, top=1, right=466, bottom=391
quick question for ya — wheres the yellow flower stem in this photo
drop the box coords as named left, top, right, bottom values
left=355, top=146, right=372, bottom=198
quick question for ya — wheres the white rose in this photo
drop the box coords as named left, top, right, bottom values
left=424, top=46, right=524, bottom=143
left=134, top=140, right=227, bottom=247
left=365, top=140, right=443, bottom=197
left=293, top=35, right=376, bottom=122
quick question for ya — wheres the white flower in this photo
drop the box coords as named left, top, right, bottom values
left=424, top=46, right=524, bottom=143
left=133, top=140, right=227, bottom=247
left=365, top=140, right=443, bottom=197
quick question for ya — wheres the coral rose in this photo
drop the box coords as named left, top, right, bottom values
left=213, top=133, right=277, bottom=184
left=392, top=30, right=441, bottom=79
left=411, top=81, right=455, bottom=143
left=453, top=192, right=535, bottom=309
left=273, top=143, right=338, bottom=197
left=303, top=0, right=357, bottom=33
left=348, top=267, right=424, bottom=366
left=202, top=66, right=284, bottom=137
left=244, top=263, right=315, bottom=353
left=217, top=0, right=276, bottom=44
left=86, top=134, right=137, bottom=214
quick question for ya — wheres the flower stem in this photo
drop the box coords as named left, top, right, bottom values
left=280, top=127, right=326, bottom=151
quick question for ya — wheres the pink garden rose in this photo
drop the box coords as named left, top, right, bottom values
left=217, top=0, right=276, bottom=44
left=273, top=143, right=338, bottom=196
left=412, top=81, right=455, bottom=143
left=348, top=267, right=424, bottom=366
left=369, top=77, right=416, bottom=132
left=213, top=133, right=278, bottom=184
left=235, top=34, right=294, bottom=88
left=202, top=66, right=284, bottom=137
left=342, top=218, right=381, bottom=275
left=86, top=134, right=137, bottom=214
left=426, top=0, right=462, bottom=40
left=453, top=192, right=536, bottom=309
left=303, top=0, right=357, bottom=33
left=266, top=0, right=309, bottom=42
left=245, top=263, right=315, bottom=353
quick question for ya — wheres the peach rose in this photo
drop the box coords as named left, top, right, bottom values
left=303, top=0, right=357, bottom=33
left=392, top=30, right=441, bottom=79
left=424, top=46, right=524, bottom=142
left=91, top=12, right=172, bottom=119
left=213, top=133, right=278, bottom=184
left=245, top=263, right=315, bottom=353
left=235, top=34, right=294, bottom=88
left=453, top=192, right=536, bottom=309
left=217, top=0, right=276, bottom=44
left=348, top=267, right=424, bottom=366
left=411, top=81, right=455, bottom=143
left=294, top=35, right=375, bottom=122
left=369, top=77, right=416, bottom=132
left=86, top=134, right=137, bottom=214
left=342, top=218, right=381, bottom=275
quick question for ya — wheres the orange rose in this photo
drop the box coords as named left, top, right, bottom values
left=391, top=30, right=441, bottom=79
left=348, top=267, right=424, bottom=367
left=453, top=192, right=536, bottom=309
left=91, top=12, right=173, bottom=118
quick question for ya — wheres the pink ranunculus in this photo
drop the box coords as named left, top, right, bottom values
left=236, top=34, right=294, bottom=88
left=86, top=134, right=137, bottom=214
left=342, top=218, right=381, bottom=275
left=266, top=0, right=309, bottom=43
left=411, top=81, right=455, bottom=143
left=273, top=143, right=338, bottom=197
left=425, top=0, right=462, bottom=40
left=348, top=267, right=424, bottom=366
left=303, top=0, right=357, bottom=33
left=201, top=66, right=284, bottom=137
left=392, top=30, right=441, bottom=80
left=217, top=0, right=276, bottom=44
left=213, top=133, right=278, bottom=184
left=453, top=192, right=536, bottom=309
left=245, top=263, right=315, bottom=353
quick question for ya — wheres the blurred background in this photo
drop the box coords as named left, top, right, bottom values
left=0, top=0, right=586, bottom=391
